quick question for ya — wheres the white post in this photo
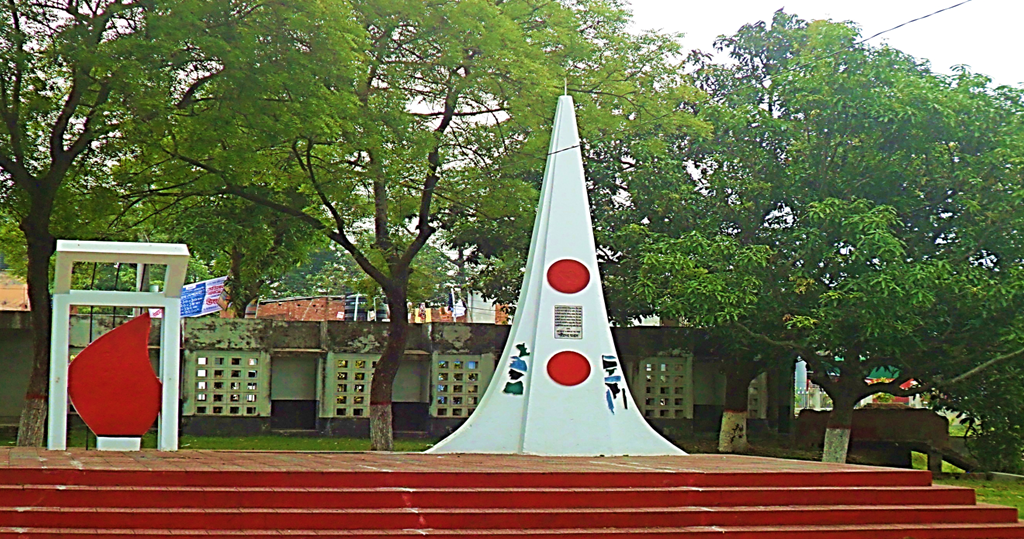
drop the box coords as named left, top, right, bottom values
left=158, top=298, right=182, bottom=451
left=134, top=263, right=148, bottom=316
left=47, top=294, right=71, bottom=450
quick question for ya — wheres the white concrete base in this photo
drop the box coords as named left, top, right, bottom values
left=96, top=436, right=142, bottom=451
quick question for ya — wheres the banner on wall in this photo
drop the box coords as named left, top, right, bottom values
left=150, top=276, right=227, bottom=318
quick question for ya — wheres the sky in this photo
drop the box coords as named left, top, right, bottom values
left=625, top=0, right=1024, bottom=88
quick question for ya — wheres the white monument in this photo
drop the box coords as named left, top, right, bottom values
left=428, top=96, right=684, bottom=455
left=48, top=240, right=190, bottom=451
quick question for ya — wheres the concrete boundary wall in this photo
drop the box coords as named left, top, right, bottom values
left=0, top=313, right=794, bottom=439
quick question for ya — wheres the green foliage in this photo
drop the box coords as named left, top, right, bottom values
left=623, top=10, right=1024, bottom=460
left=148, top=196, right=323, bottom=314
left=273, top=248, right=361, bottom=298
left=0, top=216, right=25, bottom=277
left=633, top=226, right=771, bottom=326
left=446, top=3, right=709, bottom=316
left=276, top=244, right=457, bottom=306
left=128, top=0, right=569, bottom=283
left=935, top=363, right=1024, bottom=474
left=0, top=0, right=169, bottom=262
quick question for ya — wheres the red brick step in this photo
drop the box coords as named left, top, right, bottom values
left=0, top=504, right=1015, bottom=530
left=1, top=449, right=1021, bottom=538
left=0, top=484, right=978, bottom=509
left=0, top=469, right=934, bottom=488
left=3, top=522, right=1024, bottom=538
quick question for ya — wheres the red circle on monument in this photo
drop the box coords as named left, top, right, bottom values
left=547, top=351, right=591, bottom=386
left=547, top=259, right=590, bottom=294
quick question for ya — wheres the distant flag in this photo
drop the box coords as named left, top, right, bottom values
left=449, top=288, right=467, bottom=319
left=454, top=298, right=467, bottom=319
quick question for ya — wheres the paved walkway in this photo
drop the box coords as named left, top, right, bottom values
left=0, top=447, right=884, bottom=474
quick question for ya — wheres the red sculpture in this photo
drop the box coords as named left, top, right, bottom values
left=68, top=313, right=162, bottom=436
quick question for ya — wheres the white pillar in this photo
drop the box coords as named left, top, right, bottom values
left=46, top=294, right=71, bottom=450
left=158, top=298, right=182, bottom=451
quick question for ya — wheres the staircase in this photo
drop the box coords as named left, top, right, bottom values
left=0, top=450, right=1022, bottom=538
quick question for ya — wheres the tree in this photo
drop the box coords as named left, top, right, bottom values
left=631, top=227, right=779, bottom=452
left=0, top=0, right=165, bottom=446
left=445, top=4, right=710, bottom=319
left=146, top=196, right=322, bottom=317
left=633, top=11, right=1024, bottom=462
left=1, top=0, right=359, bottom=445
left=131, top=0, right=637, bottom=449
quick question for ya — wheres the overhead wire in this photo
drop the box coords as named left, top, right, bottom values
left=856, top=0, right=975, bottom=45
left=773, top=0, right=980, bottom=70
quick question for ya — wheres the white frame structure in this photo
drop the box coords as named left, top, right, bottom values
left=48, top=240, right=190, bottom=451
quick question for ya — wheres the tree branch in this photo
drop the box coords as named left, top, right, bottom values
left=3, top=0, right=26, bottom=164
left=64, top=80, right=112, bottom=160
left=222, top=183, right=391, bottom=287
left=865, top=374, right=924, bottom=399
left=49, top=69, right=86, bottom=164
left=409, top=107, right=507, bottom=118
left=176, top=70, right=222, bottom=109
left=806, top=363, right=836, bottom=393
left=165, top=150, right=229, bottom=177
left=734, top=322, right=815, bottom=357
left=398, top=74, right=458, bottom=268
left=940, top=346, right=1024, bottom=387
left=0, top=151, right=33, bottom=190
left=369, top=149, right=393, bottom=257
left=293, top=138, right=343, bottom=230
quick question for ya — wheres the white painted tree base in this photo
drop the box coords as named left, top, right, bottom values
left=823, top=427, right=852, bottom=463
left=718, top=410, right=749, bottom=453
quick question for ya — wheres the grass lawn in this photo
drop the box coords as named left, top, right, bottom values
left=935, top=478, right=1024, bottom=517
left=177, top=435, right=433, bottom=452
left=911, top=451, right=966, bottom=474
left=0, top=429, right=434, bottom=452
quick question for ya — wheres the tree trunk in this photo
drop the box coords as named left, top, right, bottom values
left=226, top=247, right=258, bottom=318
left=368, top=293, right=410, bottom=451
left=17, top=218, right=56, bottom=447
left=369, top=403, right=393, bottom=450
left=767, top=367, right=781, bottom=432
left=822, top=396, right=856, bottom=463
left=718, top=362, right=761, bottom=453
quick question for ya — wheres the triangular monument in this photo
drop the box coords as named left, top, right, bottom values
left=428, top=96, right=684, bottom=455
